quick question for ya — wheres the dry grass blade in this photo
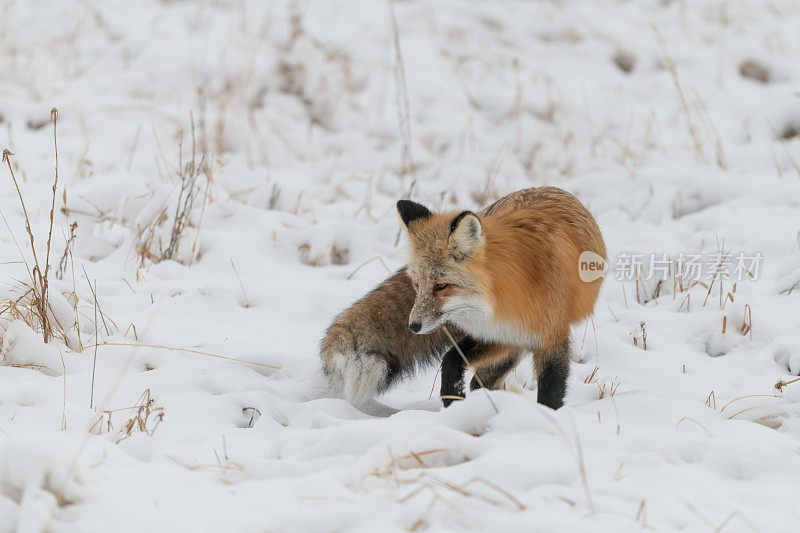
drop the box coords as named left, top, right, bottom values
left=713, top=511, right=758, bottom=532
left=47, top=302, right=165, bottom=530
left=428, top=368, right=440, bottom=400
left=387, top=0, right=414, bottom=186
left=583, top=365, right=600, bottom=384
left=779, top=278, right=800, bottom=296
left=631, top=321, right=647, bottom=350
left=212, top=436, right=244, bottom=474
left=703, top=256, right=729, bottom=307
left=82, top=265, right=111, bottom=336
left=55, top=221, right=78, bottom=280
left=399, top=472, right=524, bottom=529
left=653, top=27, right=705, bottom=163
left=3, top=150, right=38, bottom=268
left=767, top=120, right=800, bottom=179
left=568, top=413, right=595, bottom=514
left=44, top=108, right=59, bottom=286
left=705, top=391, right=716, bottom=409
left=90, top=278, right=99, bottom=409
left=635, top=498, right=648, bottom=528
left=726, top=405, right=761, bottom=420
left=230, top=259, right=250, bottom=307
left=462, top=477, right=526, bottom=510
left=242, top=407, right=261, bottom=429
left=690, top=87, right=728, bottom=170
left=188, top=161, right=212, bottom=267
left=439, top=394, right=465, bottom=402
left=740, top=303, right=752, bottom=339
left=597, top=378, right=621, bottom=399
left=675, top=417, right=709, bottom=434
left=718, top=393, right=778, bottom=412
left=70, top=341, right=280, bottom=369
left=346, top=255, right=392, bottom=280
left=681, top=500, right=716, bottom=530
left=409, top=493, right=439, bottom=531
left=535, top=405, right=596, bottom=513
left=683, top=500, right=758, bottom=532
left=388, top=0, right=417, bottom=246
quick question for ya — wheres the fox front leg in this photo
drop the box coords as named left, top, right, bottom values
left=439, top=339, right=516, bottom=407
left=439, top=337, right=479, bottom=407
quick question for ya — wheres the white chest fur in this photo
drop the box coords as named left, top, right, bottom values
left=445, top=297, right=540, bottom=348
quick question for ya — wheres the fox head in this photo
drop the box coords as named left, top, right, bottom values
left=397, top=200, right=486, bottom=334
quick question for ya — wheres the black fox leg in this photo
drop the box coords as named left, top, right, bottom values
left=536, top=339, right=570, bottom=409
left=382, top=356, right=404, bottom=392
left=470, top=353, right=520, bottom=391
left=440, top=337, right=480, bottom=407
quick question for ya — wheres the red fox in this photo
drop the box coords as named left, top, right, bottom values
left=321, top=187, right=605, bottom=409
left=398, top=186, right=605, bottom=409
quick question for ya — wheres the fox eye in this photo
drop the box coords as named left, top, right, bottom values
left=412, top=282, right=419, bottom=292
left=432, top=283, right=449, bottom=293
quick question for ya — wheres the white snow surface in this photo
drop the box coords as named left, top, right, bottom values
left=1, top=0, right=800, bottom=531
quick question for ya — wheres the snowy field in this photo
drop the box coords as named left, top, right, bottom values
left=1, top=0, right=800, bottom=531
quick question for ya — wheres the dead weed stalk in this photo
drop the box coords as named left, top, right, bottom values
left=134, top=116, right=208, bottom=268
left=163, top=116, right=205, bottom=261
left=114, top=389, right=164, bottom=443
left=364, top=446, right=524, bottom=530
left=1, top=108, right=62, bottom=343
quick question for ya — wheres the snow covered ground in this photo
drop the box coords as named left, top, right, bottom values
left=1, top=0, right=800, bottom=530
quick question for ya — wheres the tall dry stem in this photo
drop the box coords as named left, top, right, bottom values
left=45, top=108, right=59, bottom=282
left=388, top=0, right=414, bottom=190
left=3, top=146, right=53, bottom=342
left=654, top=27, right=705, bottom=164
left=164, top=114, right=204, bottom=261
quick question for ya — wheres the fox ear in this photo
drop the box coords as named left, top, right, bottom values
left=449, top=211, right=482, bottom=258
left=397, top=200, right=431, bottom=229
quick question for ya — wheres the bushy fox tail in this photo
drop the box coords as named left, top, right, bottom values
left=320, top=270, right=456, bottom=406
left=320, top=326, right=393, bottom=405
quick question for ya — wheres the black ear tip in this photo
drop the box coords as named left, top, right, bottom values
left=449, top=210, right=478, bottom=234
left=397, top=199, right=432, bottom=228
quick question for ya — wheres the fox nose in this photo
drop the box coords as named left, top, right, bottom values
left=409, top=322, right=422, bottom=333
